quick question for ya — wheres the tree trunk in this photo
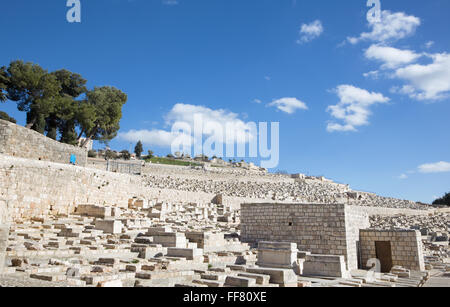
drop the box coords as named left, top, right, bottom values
left=77, top=129, right=85, bottom=141
left=80, top=137, right=92, bottom=148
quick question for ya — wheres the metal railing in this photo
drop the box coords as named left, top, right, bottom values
left=106, top=160, right=142, bottom=175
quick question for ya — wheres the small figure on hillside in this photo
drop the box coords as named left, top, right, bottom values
left=70, top=154, right=77, bottom=165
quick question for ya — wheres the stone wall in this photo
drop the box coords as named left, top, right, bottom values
left=345, top=206, right=371, bottom=271
left=240, top=203, right=370, bottom=270
left=360, top=229, right=425, bottom=271
left=0, top=119, right=87, bottom=167
left=0, top=199, right=9, bottom=274
left=0, top=155, right=265, bottom=222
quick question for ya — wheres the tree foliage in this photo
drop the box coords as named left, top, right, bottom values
left=134, top=141, right=143, bottom=158
left=0, top=66, right=9, bottom=102
left=0, top=111, right=16, bottom=123
left=6, top=60, right=60, bottom=131
left=1, top=60, right=127, bottom=147
left=120, top=150, right=131, bottom=160
left=147, top=150, right=154, bottom=159
left=88, top=150, right=97, bottom=158
left=77, top=86, right=127, bottom=147
left=104, top=150, right=118, bottom=160
left=47, top=69, right=87, bottom=143
left=433, top=193, right=450, bottom=206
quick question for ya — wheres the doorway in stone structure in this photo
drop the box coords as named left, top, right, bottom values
left=375, top=241, right=393, bottom=273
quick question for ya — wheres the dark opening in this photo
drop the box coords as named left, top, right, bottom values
left=375, top=241, right=393, bottom=273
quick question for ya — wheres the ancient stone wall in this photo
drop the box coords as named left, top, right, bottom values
left=360, top=229, right=425, bottom=271
left=0, top=199, right=9, bottom=274
left=240, top=203, right=370, bottom=270
left=0, top=119, right=87, bottom=167
left=0, top=155, right=262, bottom=222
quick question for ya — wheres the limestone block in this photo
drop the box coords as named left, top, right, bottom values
left=152, top=232, right=187, bottom=248
left=237, top=272, right=270, bottom=285
left=167, top=247, right=203, bottom=260
left=257, top=241, right=298, bottom=269
left=95, top=220, right=123, bottom=234
left=76, top=205, right=112, bottom=219
left=302, top=254, right=348, bottom=278
left=225, top=276, right=256, bottom=287
left=246, top=267, right=297, bottom=286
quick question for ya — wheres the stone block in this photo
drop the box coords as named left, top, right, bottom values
left=257, top=241, right=298, bottom=269
left=167, top=247, right=203, bottom=260
left=246, top=267, right=297, bottom=286
left=225, top=276, right=256, bottom=287
left=302, top=254, right=348, bottom=278
left=95, top=219, right=123, bottom=234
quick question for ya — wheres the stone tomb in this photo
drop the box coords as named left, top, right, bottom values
left=302, top=254, right=348, bottom=278
left=241, top=203, right=370, bottom=271
left=257, top=241, right=298, bottom=269
left=360, top=229, right=425, bottom=272
left=95, top=219, right=123, bottom=234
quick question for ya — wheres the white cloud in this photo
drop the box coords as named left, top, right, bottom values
left=348, top=10, right=420, bottom=44
left=162, top=0, right=178, bottom=5
left=267, top=97, right=308, bottom=114
left=364, top=42, right=450, bottom=101
left=394, top=53, right=450, bottom=100
left=424, top=41, right=435, bottom=49
left=418, top=161, right=450, bottom=173
left=119, top=129, right=190, bottom=147
left=119, top=103, right=255, bottom=147
left=363, top=70, right=380, bottom=79
left=326, top=85, right=390, bottom=132
left=253, top=99, right=262, bottom=104
left=365, top=45, right=421, bottom=69
left=298, top=20, right=323, bottom=43
left=398, top=174, right=408, bottom=180
left=164, top=104, right=252, bottom=143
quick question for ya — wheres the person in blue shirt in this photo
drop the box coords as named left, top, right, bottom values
left=70, top=154, right=77, bottom=165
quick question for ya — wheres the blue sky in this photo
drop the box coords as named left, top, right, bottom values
left=1, top=0, right=449, bottom=203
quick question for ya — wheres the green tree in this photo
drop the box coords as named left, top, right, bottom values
left=77, top=86, right=127, bottom=147
left=120, top=150, right=131, bottom=160
left=6, top=60, right=60, bottom=132
left=47, top=69, right=87, bottom=143
left=433, top=193, right=450, bottom=206
left=134, top=141, right=143, bottom=158
left=88, top=150, right=97, bottom=158
left=147, top=150, right=154, bottom=159
left=0, top=66, right=9, bottom=102
left=0, top=111, right=16, bottom=123
left=104, top=150, right=118, bottom=160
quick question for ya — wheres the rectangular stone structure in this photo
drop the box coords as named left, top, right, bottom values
left=95, top=220, right=123, bottom=234
left=241, top=203, right=370, bottom=271
left=302, top=254, right=348, bottom=278
left=245, top=267, right=297, bottom=287
left=76, top=205, right=113, bottom=219
left=257, top=242, right=298, bottom=269
left=185, top=232, right=226, bottom=252
left=152, top=232, right=187, bottom=248
left=167, top=247, right=203, bottom=260
left=359, top=229, right=425, bottom=272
